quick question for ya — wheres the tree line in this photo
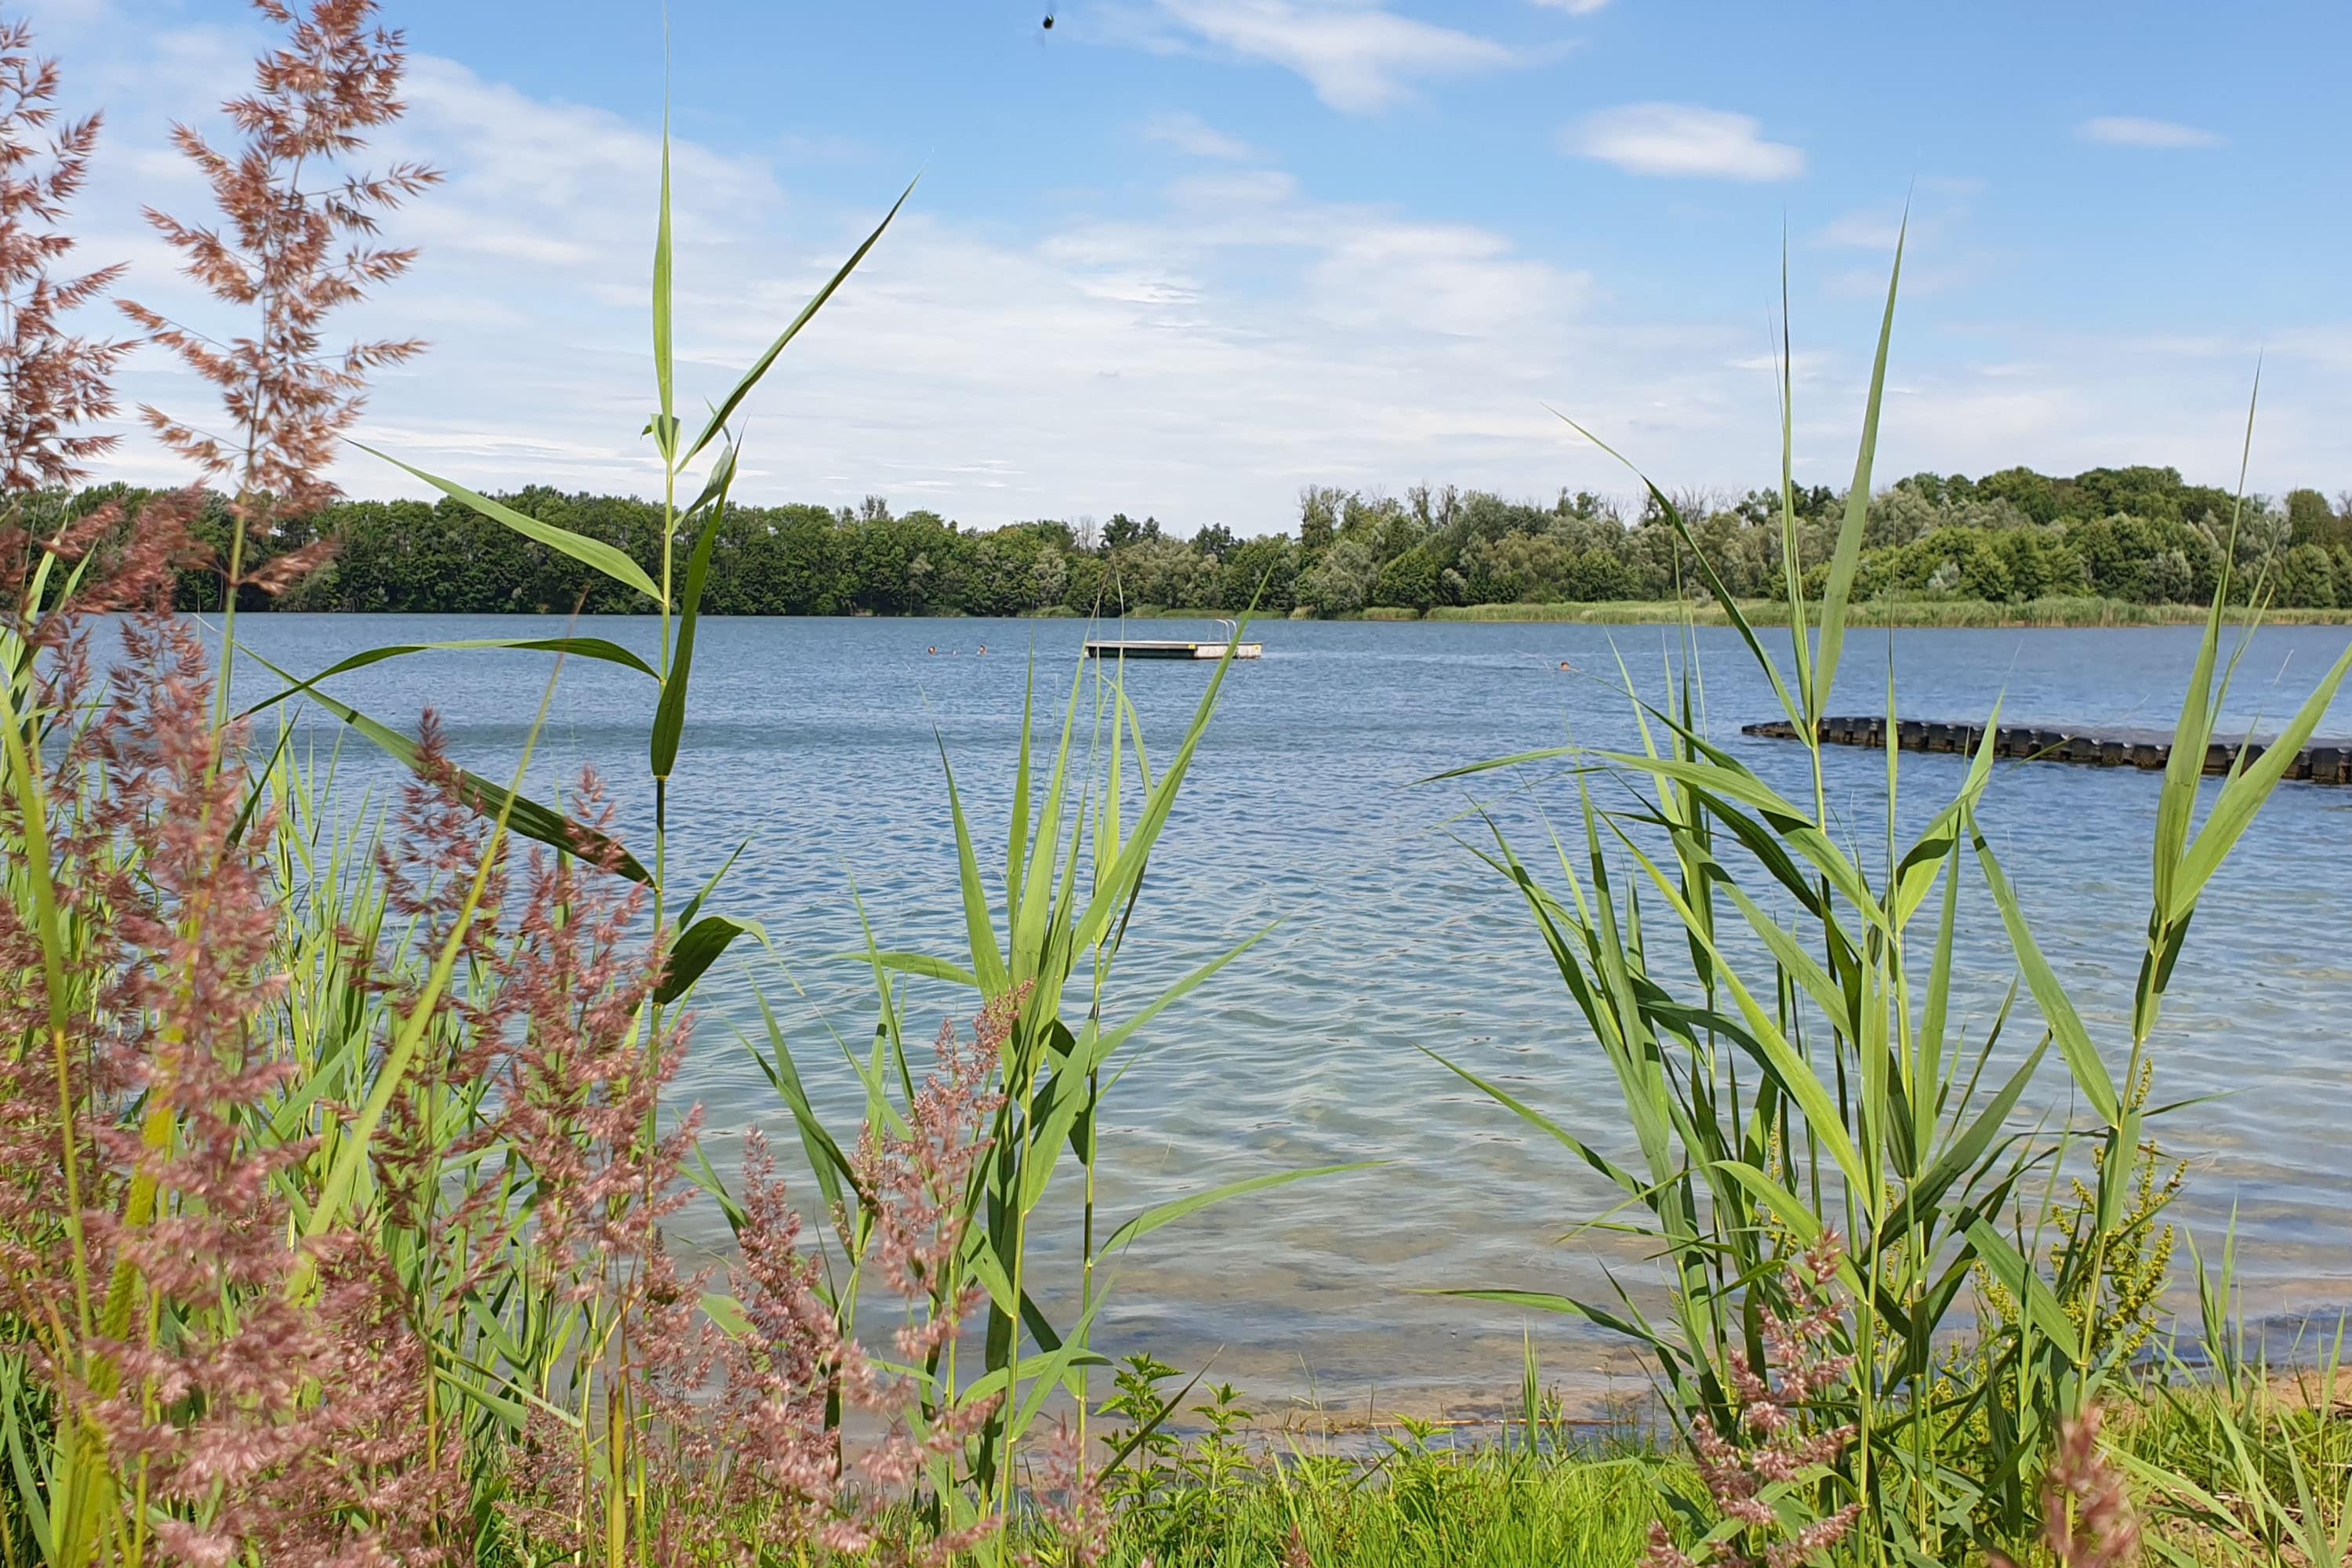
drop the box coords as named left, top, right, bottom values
left=47, top=466, right=2352, bottom=618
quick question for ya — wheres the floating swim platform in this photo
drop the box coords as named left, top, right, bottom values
left=1744, top=715, right=2352, bottom=784
left=1084, top=621, right=1262, bottom=661
left=1083, top=638, right=1263, bottom=660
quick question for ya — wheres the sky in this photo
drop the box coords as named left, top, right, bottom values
left=20, top=0, right=2352, bottom=536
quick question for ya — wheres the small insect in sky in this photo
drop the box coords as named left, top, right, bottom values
left=1041, top=8, right=1055, bottom=28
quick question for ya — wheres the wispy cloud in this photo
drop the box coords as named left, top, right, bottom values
left=1561, top=103, right=1802, bottom=180
left=1146, top=0, right=1519, bottom=114
left=1529, top=0, right=1610, bottom=12
left=49, top=10, right=2343, bottom=524
left=1813, top=210, right=1904, bottom=250
left=1141, top=109, right=1258, bottom=161
left=75, top=29, right=1645, bottom=521
left=2078, top=115, right=2225, bottom=149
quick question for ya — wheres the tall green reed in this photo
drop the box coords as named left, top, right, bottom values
left=741, top=635, right=1370, bottom=1553
left=249, top=129, right=912, bottom=1008
left=219, top=135, right=916, bottom=1562
left=1433, top=237, right=2352, bottom=1564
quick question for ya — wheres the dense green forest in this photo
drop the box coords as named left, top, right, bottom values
left=56, top=466, right=2352, bottom=617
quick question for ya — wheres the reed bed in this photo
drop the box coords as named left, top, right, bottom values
left=3, top=7, right=2350, bottom=1567
left=1425, top=596, right=2352, bottom=627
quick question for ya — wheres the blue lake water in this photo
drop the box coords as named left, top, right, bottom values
left=223, top=612, right=2352, bottom=1414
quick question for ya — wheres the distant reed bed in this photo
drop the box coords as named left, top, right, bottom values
left=1426, top=595, right=2352, bottom=626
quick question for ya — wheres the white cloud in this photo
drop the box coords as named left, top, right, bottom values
left=36, top=13, right=2349, bottom=529
left=1141, top=110, right=1258, bottom=161
left=1148, top=0, right=1519, bottom=114
left=2078, top=116, right=2225, bottom=149
left=1813, top=210, right=1905, bottom=250
left=1530, top=0, right=1610, bottom=12
left=68, top=27, right=1646, bottom=524
left=1563, top=103, right=1803, bottom=180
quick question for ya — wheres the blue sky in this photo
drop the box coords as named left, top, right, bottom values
left=27, top=0, right=2352, bottom=535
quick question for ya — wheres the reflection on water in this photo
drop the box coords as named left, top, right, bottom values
left=223, top=613, right=2352, bottom=1413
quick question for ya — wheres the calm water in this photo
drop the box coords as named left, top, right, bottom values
left=223, top=613, right=2352, bottom=1414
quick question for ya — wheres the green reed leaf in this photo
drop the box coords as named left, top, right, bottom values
left=1071, top=619, right=1246, bottom=955
left=744, top=983, right=857, bottom=1216
left=1416, top=1044, right=1640, bottom=1196
left=851, top=951, right=982, bottom=988
left=299, top=652, right=563, bottom=1263
left=1432, top=1289, right=1657, bottom=1346
left=676, top=836, right=749, bottom=931
left=244, top=648, right=650, bottom=884
left=1874, top=1036, right=2045, bottom=1243
left=1009, top=666, right=1086, bottom=996
left=656, top=913, right=763, bottom=1007
left=651, top=443, right=738, bottom=781
left=1965, top=1219, right=2082, bottom=1365
left=237, top=637, right=659, bottom=725
left=937, top=740, right=1008, bottom=993
left=652, top=114, right=675, bottom=456
left=1891, top=709, right=2001, bottom=931
left=355, top=445, right=665, bottom=605
left=2153, top=372, right=2262, bottom=946
left=1100, top=1163, right=1380, bottom=1255
left=1969, top=811, right=2118, bottom=1124
left=1089, top=924, right=1272, bottom=1063
left=1812, top=212, right=1904, bottom=724
left=1613, top=829, right=1870, bottom=1199
left=685, top=176, right=917, bottom=465
left=1551, top=407, right=1802, bottom=730
left=2169, top=637, right=2352, bottom=920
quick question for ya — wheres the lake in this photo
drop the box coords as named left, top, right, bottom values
left=223, top=612, right=2352, bottom=1416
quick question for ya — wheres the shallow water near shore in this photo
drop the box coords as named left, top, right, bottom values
left=222, top=612, right=2352, bottom=1414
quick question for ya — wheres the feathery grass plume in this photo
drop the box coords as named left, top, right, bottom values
left=844, top=995, right=1025, bottom=1563
left=74, top=614, right=318, bottom=1566
left=429, top=764, right=724, bottom=1552
left=0, top=10, right=134, bottom=636
left=1021, top=1419, right=1111, bottom=1568
left=118, top=0, right=438, bottom=629
left=0, top=16, right=126, bottom=499
left=856, top=994, right=1017, bottom=1363
left=1643, top=1235, right=1862, bottom=1568
left=2039, top=1408, right=2140, bottom=1568
left=0, top=550, right=446, bottom=1563
left=691, top=1129, right=881, bottom=1551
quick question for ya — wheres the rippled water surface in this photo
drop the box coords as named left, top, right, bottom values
left=227, top=613, right=2352, bottom=1412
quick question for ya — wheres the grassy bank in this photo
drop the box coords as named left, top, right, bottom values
left=1060, top=1362, right=2352, bottom=1567
left=554, top=1359, right=2346, bottom=1566
left=1423, top=594, right=2352, bottom=626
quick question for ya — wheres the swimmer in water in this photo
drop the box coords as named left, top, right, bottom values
left=978, top=644, right=988, bottom=655
left=929, top=645, right=938, bottom=655
left=1559, top=659, right=1576, bottom=672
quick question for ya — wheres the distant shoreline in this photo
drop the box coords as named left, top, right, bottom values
left=1059, top=597, right=2352, bottom=629
left=213, top=597, right=2352, bottom=629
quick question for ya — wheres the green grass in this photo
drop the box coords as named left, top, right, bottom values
left=1423, top=594, right=2352, bottom=626
left=1091, top=1443, right=1681, bottom=1568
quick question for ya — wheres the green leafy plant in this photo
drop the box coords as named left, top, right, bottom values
left=249, top=121, right=915, bottom=1013
left=740, top=639, right=1373, bottom=1551
left=2100, top=1219, right=2351, bottom=1568
left=1431, top=234, right=2352, bottom=1564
